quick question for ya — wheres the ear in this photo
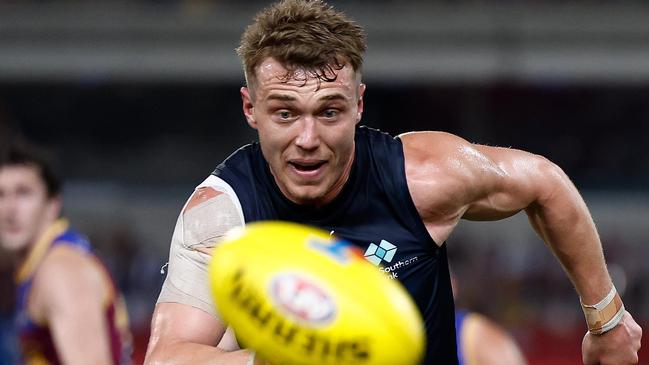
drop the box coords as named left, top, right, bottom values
left=356, top=83, right=366, bottom=124
left=241, top=87, right=257, bottom=129
left=46, top=195, right=62, bottom=222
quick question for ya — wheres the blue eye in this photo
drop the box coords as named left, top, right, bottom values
left=322, top=109, right=338, bottom=118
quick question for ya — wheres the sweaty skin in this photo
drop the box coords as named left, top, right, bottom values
left=402, top=131, right=641, bottom=365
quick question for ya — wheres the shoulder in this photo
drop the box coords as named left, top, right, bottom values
left=401, top=130, right=557, bottom=183
left=400, top=130, right=555, bottom=210
left=399, top=131, right=492, bottom=174
left=399, top=131, right=495, bottom=215
left=400, top=131, right=500, bottom=198
left=180, top=175, right=245, bottom=253
left=38, top=243, right=104, bottom=286
left=32, top=243, right=108, bottom=314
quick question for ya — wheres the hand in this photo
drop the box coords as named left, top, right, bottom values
left=582, top=311, right=642, bottom=365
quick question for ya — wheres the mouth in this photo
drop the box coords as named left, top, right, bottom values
left=288, top=160, right=327, bottom=177
left=3, top=224, right=21, bottom=234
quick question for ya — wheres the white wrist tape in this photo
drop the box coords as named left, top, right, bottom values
left=581, top=285, right=625, bottom=335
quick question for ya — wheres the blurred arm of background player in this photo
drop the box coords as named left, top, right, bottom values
left=401, top=131, right=642, bottom=365
left=452, top=275, right=528, bottom=365
left=32, top=244, right=117, bottom=365
left=458, top=312, right=527, bottom=365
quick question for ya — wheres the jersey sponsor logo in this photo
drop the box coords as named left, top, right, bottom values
left=270, top=273, right=336, bottom=325
left=364, top=239, right=397, bottom=266
left=363, top=239, right=419, bottom=280
left=379, top=256, right=419, bottom=279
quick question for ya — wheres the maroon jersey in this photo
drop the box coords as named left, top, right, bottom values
left=15, top=219, right=132, bottom=364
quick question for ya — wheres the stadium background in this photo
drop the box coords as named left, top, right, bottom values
left=0, top=1, right=647, bottom=364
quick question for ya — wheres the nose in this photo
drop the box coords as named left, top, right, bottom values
left=294, top=117, right=320, bottom=151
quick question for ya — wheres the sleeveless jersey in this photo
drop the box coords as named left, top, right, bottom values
left=14, top=219, right=131, bottom=365
left=213, top=126, right=458, bottom=364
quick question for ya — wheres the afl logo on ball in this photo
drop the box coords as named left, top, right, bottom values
left=270, top=273, right=336, bottom=326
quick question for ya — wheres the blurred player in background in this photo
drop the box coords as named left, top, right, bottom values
left=451, top=274, right=528, bottom=365
left=455, top=310, right=527, bottom=365
left=0, top=138, right=132, bottom=365
left=145, top=0, right=642, bottom=364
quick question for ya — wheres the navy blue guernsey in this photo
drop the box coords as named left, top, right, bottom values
left=213, top=126, right=458, bottom=364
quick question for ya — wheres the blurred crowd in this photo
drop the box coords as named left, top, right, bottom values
left=449, top=227, right=649, bottom=364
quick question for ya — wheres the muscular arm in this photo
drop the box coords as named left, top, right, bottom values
left=144, top=180, right=256, bottom=365
left=402, top=131, right=641, bottom=364
left=32, top=245, right=114, bottom=365
left=402, top=131, right=608, bottom=303
left=145, top=303, right=251, bottom=365
left=471, top=143, right=609, bottom=303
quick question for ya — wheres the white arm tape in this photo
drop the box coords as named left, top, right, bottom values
left=157, top=175, right=245, bottom=318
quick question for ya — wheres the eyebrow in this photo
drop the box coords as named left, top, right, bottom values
left=266, top=94, right=296, bottom=102
left=265, top=93, right=349, bottom=103
left=318, top=93, right=348, bottom=102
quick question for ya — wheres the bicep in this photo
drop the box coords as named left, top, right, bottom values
left=403, top=133, right=546, bottom=220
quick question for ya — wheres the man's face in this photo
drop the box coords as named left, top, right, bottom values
left=0, top=165, right=59, bottom=252
left=241, top=57, right=366, bottom=206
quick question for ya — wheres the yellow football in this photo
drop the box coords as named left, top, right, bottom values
left=208, top=221, right=425, bottom=365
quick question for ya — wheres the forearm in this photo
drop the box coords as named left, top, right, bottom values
left=145, top=302, right=255, bottom=365
left=525, top=169, right=611, bottom=304
left=145, top=342, right=252, bottom=365
left=521, top=162, right=641, bottom=364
